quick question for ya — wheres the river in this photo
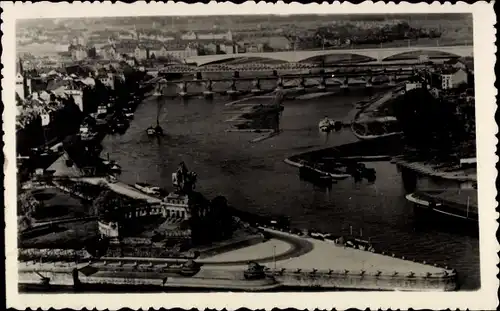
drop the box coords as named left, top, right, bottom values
left=101, top=81, right=479, bottom=290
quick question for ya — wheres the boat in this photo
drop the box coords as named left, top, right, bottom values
left=318, top=117, right=335, bottom=132
left=299, top=162, right=351, bottom=180
left=122, top=108, right=134, bottom=119
left=406, top=189, right=478, bottom=222
left=134, top=182, right=161, bottom=195
left=146, top=87, right=165, bottom=136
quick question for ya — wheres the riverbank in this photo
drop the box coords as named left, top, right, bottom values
left=18, top=224, right=458, bottom=292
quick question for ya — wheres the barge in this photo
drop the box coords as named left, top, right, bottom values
left=406, top=189, right=478, bottom=222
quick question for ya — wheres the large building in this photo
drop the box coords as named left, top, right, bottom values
left=441, top=68, right=468, bottom=90
left=97, top=164, right=229, bottom=246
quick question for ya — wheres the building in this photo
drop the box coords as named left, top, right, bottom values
left=134, top=45, right=148, bottom=60
left=158, top=42, right=199, bottom=60
left=219, top=42, right=238, bottom=55
left=96, top=73, right=115, bottom=90
left=68, top=44, right=88, bottom=61
left=97, top=164, right=217, bottom=244
left=405, top=82, right=423, bottom=92
left=204, top=42, right=219, bottom=54
left=16, top=59, right=32, bottom=102
left=16, top=71, right=26, bottom=102
left=441, top=68, right=468, bottom=90
left=181, top=31, right=197, bottom=41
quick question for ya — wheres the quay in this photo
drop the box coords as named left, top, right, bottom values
left=18, top=226, right=457, bottom=291
left=18, top=173, right=458, bottom=292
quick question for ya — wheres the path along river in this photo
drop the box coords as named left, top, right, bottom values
left=101, top=77, right=479, bottom=290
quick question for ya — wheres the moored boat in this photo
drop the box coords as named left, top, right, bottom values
left=318, top=117, right=335, bottom=132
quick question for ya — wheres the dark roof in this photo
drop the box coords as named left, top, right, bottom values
left=441, top=67, right=465, bottom=75
left=30, top=78, right=48, bottom=93
left=46, top=79, right=70, bottom=91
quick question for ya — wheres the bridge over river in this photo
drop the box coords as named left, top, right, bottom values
left=186, top=45, right=473, bottom=66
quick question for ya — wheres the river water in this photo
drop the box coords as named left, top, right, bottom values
left=101, top=79, right=480, bottom=290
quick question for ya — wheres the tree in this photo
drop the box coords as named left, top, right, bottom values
left=17, top=191, right=42, bottom=217
left=393, top=88, right=468, bottom=159
left=92, top=190, right=143, bottom=223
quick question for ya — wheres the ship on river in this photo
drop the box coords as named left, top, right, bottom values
left=406, top=189, right=478, bottom=222
left=146, top=84, right=166, bottom=136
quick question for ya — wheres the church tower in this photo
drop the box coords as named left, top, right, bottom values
left=16, top=58, right=26, bottom=102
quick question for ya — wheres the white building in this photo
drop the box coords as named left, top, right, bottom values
left=16, top=72, right=25, bottom=101
left=134, top=46, right=148, bottom=60
left=441, top=68, right=468, bottom=90
left=405, top=82, right=423, bottom=92
left=181, top=32, right=197, bottom=41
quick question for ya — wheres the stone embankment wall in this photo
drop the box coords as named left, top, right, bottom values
left=270, top=270, right=456, bottom=291
left=19, top=261, right=457, bottom=292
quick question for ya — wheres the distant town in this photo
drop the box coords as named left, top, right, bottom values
left=17, top=14, right=473, bottom=68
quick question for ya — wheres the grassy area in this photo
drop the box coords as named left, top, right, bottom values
left=19, top=220, right=98, bottom=249
left=29, top=188, right=91, bottom=222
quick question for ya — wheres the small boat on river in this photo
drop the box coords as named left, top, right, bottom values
left=319, top=117, right=335, bottom=132
left=319, top=117, right=342, bottom=132
left=147, top=87, right=166, bottom=136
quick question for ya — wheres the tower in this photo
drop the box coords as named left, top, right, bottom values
left=16, top=58, right=26, bottom=101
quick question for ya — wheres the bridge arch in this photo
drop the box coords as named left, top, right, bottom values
left=299, top=53, right=378, bottom=64
left=186, top=45, right=473, bottom=66
left=379, top=47, right=472, bottom=61
left=199, top=56, right=288, bottom=67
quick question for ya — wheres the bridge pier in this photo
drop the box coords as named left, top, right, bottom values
left=318, top=76, right=327, bottom=91
left=72, top=268, right=81, bottom=291
left=389, top=74, right=397, bottom=86
left=276, top=77, right=284, bottom=91
left=251, top=78, right=262, bottom=94
left=227, top=79, right=239, bottom=97
left=296, top=77, right=306, bottom=93
left=178, top=82, right=188, bottom=98
left=203, top=80, right=214, bottom=99
left=341, top=77, right=349, bottom=92
left=365, top=76, right=373, bottom=89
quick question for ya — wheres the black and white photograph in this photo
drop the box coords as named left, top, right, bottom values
left=3, top=2, right=497, bottom=310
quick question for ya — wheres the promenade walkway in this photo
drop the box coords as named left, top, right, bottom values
left=77, top=177, right=162, bottom=204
